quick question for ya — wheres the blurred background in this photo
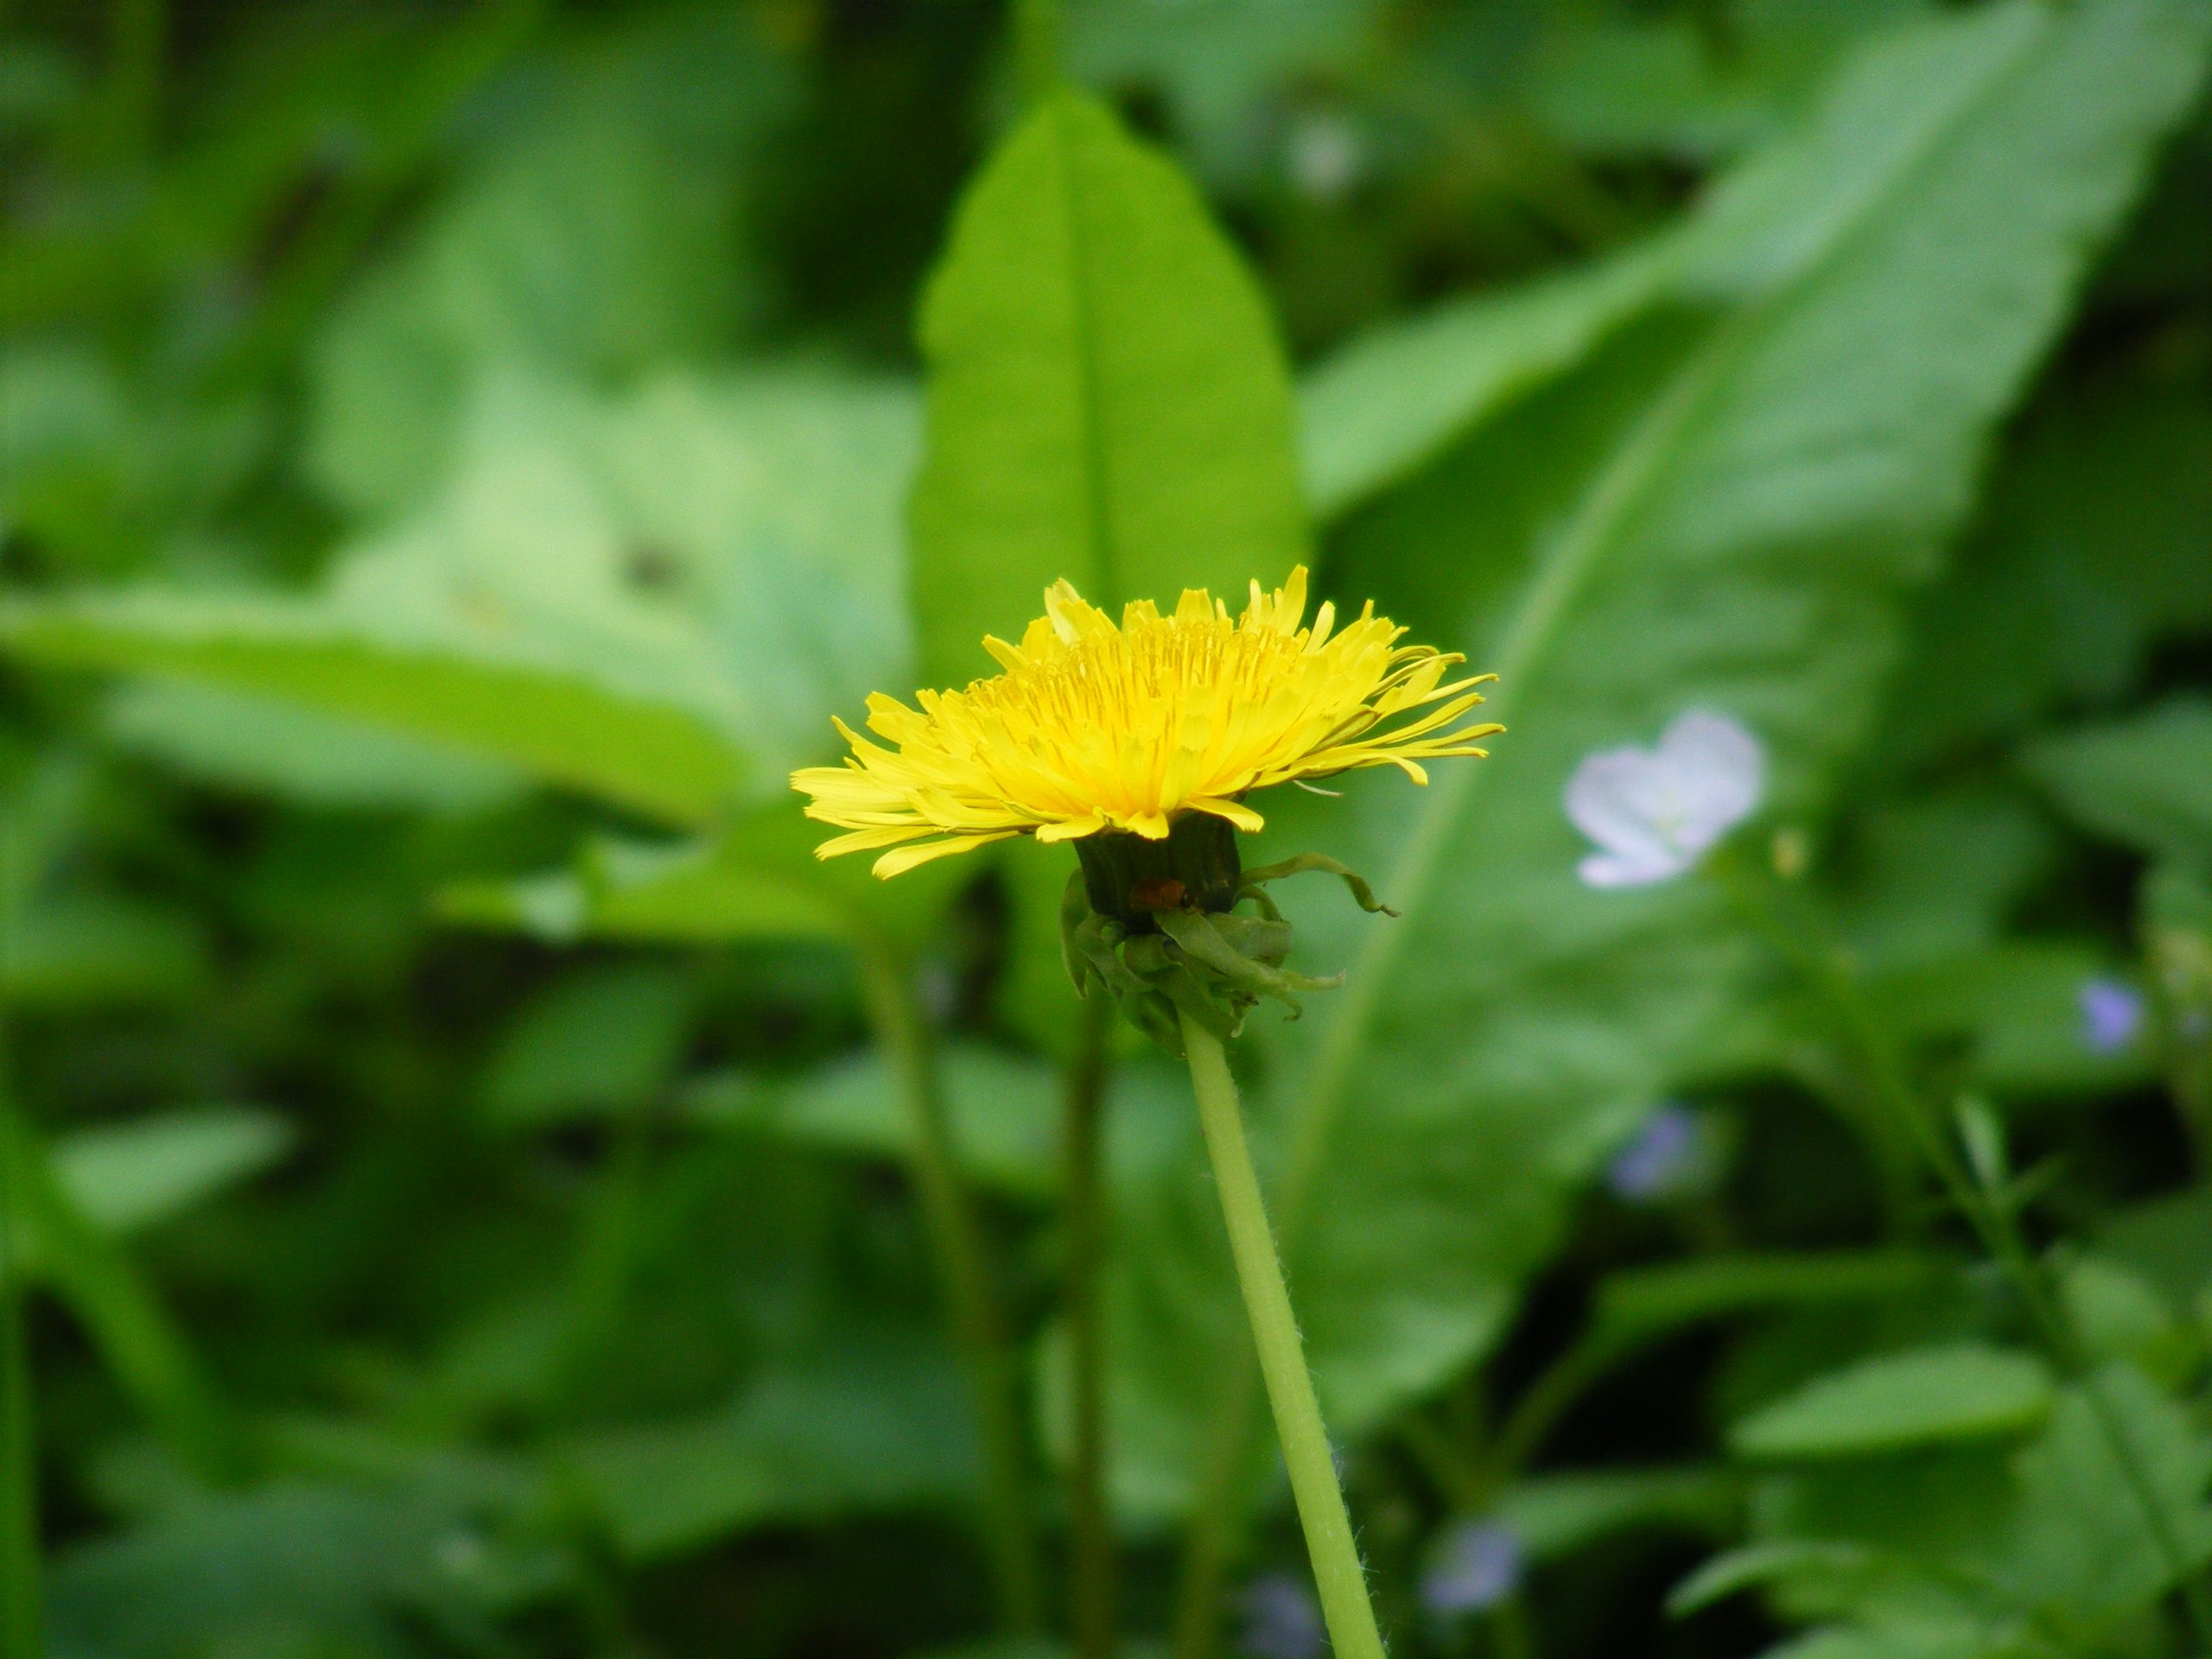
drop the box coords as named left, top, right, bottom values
left=3, top=2, right=2210, bottom=1657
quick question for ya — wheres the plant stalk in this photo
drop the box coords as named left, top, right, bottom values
left=1179, top=1014, right=1386, bottom=1659
left=1065, top=991, right=1117, bottom=1659
left=855, top=939, right=1044, bottom=1634
left=0, top=839, right=41, bottom=1659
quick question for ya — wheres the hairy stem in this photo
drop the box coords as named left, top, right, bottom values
left=1065, top=992, right=1117, bottom=1658
left=1180, top=1015, right=1386, bottom=1659
left=856, top=940, right=1043, bottom=1634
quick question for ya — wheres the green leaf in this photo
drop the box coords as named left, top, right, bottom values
left=1299, top=232, right=1686, bottom=520
left=44, top=1474, right=519, bottom=1659
left=1756, top=1615, right=2012, bottom=1659
left=105, top=679, right=524, bottom=812
left=687, top=1046, right=1066, bottom=1203
left=1719, top=1360, right=2212, bottom=1645
left=479, top=965, right=696, bottom=1128
left=305, top=11, right=794, bottom=517
left=908, top=89, right=1306, bottom=689
left=1532, top=0, right=1934, bottom=165
left=48, top=1109, right=295, bottom=1237
left=1998, top=1362, right=2212, bottom=1621
left=1108, top=0, right=2212, bottom=1510
left=567, top=1332, right=978, bottom=1560
left=0, top=891, right=204, bottom=1009
left=1495, top=1465, right=1738, bottom=1560
left=1667, top=1539, right=1887, bottom=1618
left=441, top=800, right=957, bottom=955
left=1, top=590, right=747, bottom=828
left=1728, top=1344, right=2053, bottom=1461
left=1885, top=382, right=2212, bottom=767
left=1289, top=0, right=2208, bottom=1442
left=2101, top=1187, right=2212, bottom=1316
left=0, top=1109, right=235, bottom=1482
left=7, top=365, right=920, bottom=826
left=1590, top=1253, right=1952, bottom=1358
left=2024, top=696, right=2212, bottom=868
left=1871, top=943, right=2156, bottom=1093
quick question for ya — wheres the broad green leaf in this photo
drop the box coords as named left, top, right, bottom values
left=49, top=1109, right=295, bottom=1237
left=1732, top=1363, right=2212, bottom=1648
left=0, top=1109, right=234, bottom=1481
left=908, top=89, right=1306, bottom=688
left=1998, top=1362, right=2212, bottom=1620
left=1495, top=1465, right=1738, bottom=1560
left=44, top=1474, right=519, bottom=1659
left=105, top=679, right=524, bottom=812
left=480, top=964, right=696, bottom=1128
left=1590, top=1253, right=1951, bottom=1358
left=0, top=891, right=203, bottom=1009
left=1277, top=0, right=2210, bottom=1433
left=567, top=1332, right=978, bottom=1560
left=1, top=589, right=747, bottom=828
left=1299, top=232, right=1687, bottom=520
left=306, top=11, right=794, bottom=517
left=1757, top=1616, right=2014, bottom=1659
left=1729, top=1344, right=2052, bottom=1460
left=689, top=1048, right=1190, bottom=1204
left=688, top=1046, right=1061, bottom=1201
left=1532, top=0, right=1932, bottom=165
left=1886, top=382, right=2212, bottom=768
left=1871, top=943, right=2155, bottom=1093
left=441, top=801, right=957, bottom=955
left=1836, top=787, right=2057, bottom=976
left=2060, top=1257, right=2183, bottom=1376
left=1667, top=1539, right=1888, bottom=1618
left=6, top=365, right=920, bottom=825
left=2024, top=696, right=2212, bottom=868
left=1104, top=0, right=2212, bottom=1509
left=2101, top=1187, right=2212, bottom=1315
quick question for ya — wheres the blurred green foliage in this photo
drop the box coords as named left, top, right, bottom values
left=3, top=2, right=2212, bottom=1656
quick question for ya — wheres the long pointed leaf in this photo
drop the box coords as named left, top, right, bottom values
left=1104, top=0, right=2212, bottom=1509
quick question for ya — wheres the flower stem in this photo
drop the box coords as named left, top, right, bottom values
left=1179, top=1014, right=1386, bottom=1659
left=1065, top=991, right=1117, bottom=1659
left=856, top=939, right=1043, bottom=1634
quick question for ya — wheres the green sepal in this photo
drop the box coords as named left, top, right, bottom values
left=1058, top=838, right=1389, bottom=1054
left=1156, top=908, right=1341, bottom=1020
left=1237, top=853, right=1400, bottom=917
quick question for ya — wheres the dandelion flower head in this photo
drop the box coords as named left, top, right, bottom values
left=791, top=567, right=1501, bottom=877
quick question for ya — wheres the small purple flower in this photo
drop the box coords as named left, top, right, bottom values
left=1422, top=1519, right=1524, bottom=1618
left=1566, top=710, right=1765, bottom=888
left=1608, top=1105, right=1706, bottom=1203
left=1237, top=1571, right=1325, bottom=1659
left=2078, top=978, right=2145, bottom=1054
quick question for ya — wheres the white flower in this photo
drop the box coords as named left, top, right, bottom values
left=1566, top=709, right=1764, bottom=888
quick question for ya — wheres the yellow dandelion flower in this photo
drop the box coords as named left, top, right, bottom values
left=791, top=566, right=1503, bottom=878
